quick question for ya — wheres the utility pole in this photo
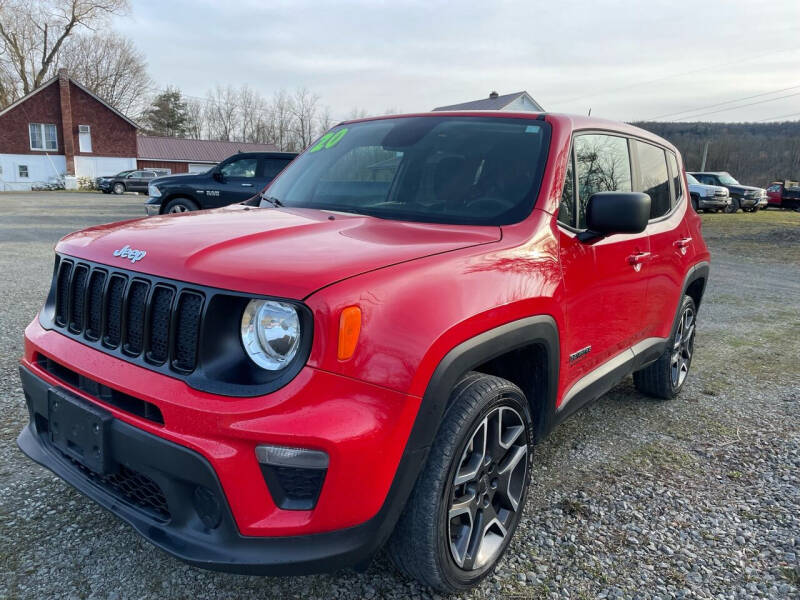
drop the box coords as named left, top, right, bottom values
left=700, top=141, right=709, bottom=171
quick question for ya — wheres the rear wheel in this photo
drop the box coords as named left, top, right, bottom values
left=388, top=372, right=532, bottom=593
left=634, top=295, right=696, bottom=399
left=163, top=197, right=199, bottom=213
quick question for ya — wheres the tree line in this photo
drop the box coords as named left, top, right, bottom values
left=633, top=121, right=800, bottom=186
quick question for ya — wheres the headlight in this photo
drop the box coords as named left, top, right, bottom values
left=148, top=183, right=161, bottom=197
left=241, top=300, right=301, bottom=370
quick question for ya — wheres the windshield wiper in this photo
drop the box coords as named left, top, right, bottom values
left=259, top=192, right=284, bottom=208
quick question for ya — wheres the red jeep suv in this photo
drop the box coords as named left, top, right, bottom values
left=17, top=112, right=709, bottom=593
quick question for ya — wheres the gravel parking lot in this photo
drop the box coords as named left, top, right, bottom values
left=1, top=192, right=798, bottom=599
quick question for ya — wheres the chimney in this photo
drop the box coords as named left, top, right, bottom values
left=58, top=69, right=75, bottom=176
left=489, top=91, right=499, bottom=99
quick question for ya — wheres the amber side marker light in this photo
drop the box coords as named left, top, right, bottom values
left=338, top=306, right=362, bottom=360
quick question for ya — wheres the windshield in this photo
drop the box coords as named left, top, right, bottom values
left=686, top=173, right=699, bottom=185
left=261, top=116, right=551, bottom=225
left=717, top=172, right=739, bottom=185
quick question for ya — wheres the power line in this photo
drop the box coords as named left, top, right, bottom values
left=642, top=84, right=800, bottom=121
left=551, top=46, right=800, bottom=106
left=672, top=90, right=800, bottom=121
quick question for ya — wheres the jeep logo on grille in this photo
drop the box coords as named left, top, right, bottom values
left=113, top=245, right=147, bottom=263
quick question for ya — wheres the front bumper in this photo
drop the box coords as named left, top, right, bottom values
left=18, top=365, right=410, bottom=574
left=736, top=195, right=760, bottom=208
left=144, top=199, right=161, bottom=216
left=698, top=197, right=730, bottom=209
left=17, top=319, right=426, bottom=572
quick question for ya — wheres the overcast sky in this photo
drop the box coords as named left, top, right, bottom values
left=115, top=0, right=800, bottom=123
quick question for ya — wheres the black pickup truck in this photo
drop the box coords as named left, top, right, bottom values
left=144, top=152, right=297, bottom=214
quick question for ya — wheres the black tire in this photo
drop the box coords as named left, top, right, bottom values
left=112, top=182, right=125, bottom=195
left=723, top=198, right=740, bottom=213
left=690, top=195, right=699, bottom=212
left=388, top=372, right=533, bottom=593
left=633, top=295, right=697, bottom=399
left=163, top=197, right=199, bottom=214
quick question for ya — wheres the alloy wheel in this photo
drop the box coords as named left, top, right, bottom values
left=670, top=306, right=695, bottom=388
left=448, top=405, right=528, bottom=571
left=169, top=204, right=189, bottom=213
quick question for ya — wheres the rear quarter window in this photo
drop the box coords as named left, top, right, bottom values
left=633, top=140, right=670, bottom=219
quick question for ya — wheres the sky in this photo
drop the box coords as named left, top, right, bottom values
left=115, top=0, right=800, bottom=123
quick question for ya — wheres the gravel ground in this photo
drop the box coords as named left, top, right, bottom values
left=1, top=193, right=798, bottom=599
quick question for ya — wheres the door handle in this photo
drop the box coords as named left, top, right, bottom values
left=241, top=183, right=254, bottom=187
left=674, top=237, right=693, bottom=249
left=628, top=252, right=652, bottom=271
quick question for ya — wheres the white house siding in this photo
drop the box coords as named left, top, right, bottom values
left=188, top=163, right=214, bottom=173
left=504, top=96, right=542, bottom=112
left=74, top=156, right=137, bottom=179
left=0, top=153, right=66, bottom=191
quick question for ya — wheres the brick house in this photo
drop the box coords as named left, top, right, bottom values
left=0, top=69, right=138, bottom=190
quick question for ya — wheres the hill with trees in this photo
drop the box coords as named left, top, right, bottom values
left=633, top=121, right=800, bottom=187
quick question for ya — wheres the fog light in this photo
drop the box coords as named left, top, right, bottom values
left=256, top=444, right=328, bottom=511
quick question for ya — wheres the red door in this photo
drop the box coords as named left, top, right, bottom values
left=556, top=133, right=651, bottom=404
left=635, top=145, right=693, bottom=342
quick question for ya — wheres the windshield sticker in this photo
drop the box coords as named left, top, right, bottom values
left=309, top=128, right=348, bottom=153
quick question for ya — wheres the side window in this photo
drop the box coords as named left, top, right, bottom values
left=667, top=151, right=682, bottom=208
left=557, top=150, right=575, bottom=227
left=633, top=140, right=670, bottom=219
left=766, top=184, right=780, bottom=193
left=574, top=134, right=632, bottom=229
left=263, top=159, right=291, bottom=178
left=221, top=158, right=258, bottom=178
left=19, top=165, right=29, bottom=178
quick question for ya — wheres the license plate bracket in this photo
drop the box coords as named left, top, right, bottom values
left=48, top=388, right=115, bottom=475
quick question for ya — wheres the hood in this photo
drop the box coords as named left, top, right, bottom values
left=690, top=182, right=727, bottom=194
left=55, top=205, right=501, bottom=299
left=728, top=184, right=764, bottom=195
left=151, top=172, right=204, bottom=185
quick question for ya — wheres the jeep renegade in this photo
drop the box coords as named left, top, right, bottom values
left=18, top=112, right=709, bottom=593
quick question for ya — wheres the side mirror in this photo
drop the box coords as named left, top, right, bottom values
left=213, top=169, right=224, bottom=182
left=579, top=192, right=651, bottom=242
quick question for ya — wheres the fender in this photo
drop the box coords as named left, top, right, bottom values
left=410, top=314, right=560, bottom=454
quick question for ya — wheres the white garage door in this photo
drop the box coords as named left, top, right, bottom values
left=188, top=163, right=214, bottom=174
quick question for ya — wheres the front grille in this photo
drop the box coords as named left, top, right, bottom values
left=63, top=453, right=170, bottom=521
left=36, top=354, right=165, bottom=425
left=52, top=258, right=204, bottom=374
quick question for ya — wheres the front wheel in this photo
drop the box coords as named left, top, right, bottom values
left=112, top=183, right=125, bottom=195
left=723, top=198, right=740, bottom=213
left=388, top=372, right=532, bottom=593
left=163, top=197, right=199, bottom=213
left=634, top=295, right=696, bottom=399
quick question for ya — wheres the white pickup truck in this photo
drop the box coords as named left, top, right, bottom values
left=686, top=173, right=731, bottom=213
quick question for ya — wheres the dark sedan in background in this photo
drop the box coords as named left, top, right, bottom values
left=97, top=169, right=171, bottom=195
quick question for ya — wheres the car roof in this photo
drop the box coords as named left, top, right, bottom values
left=336, top=111, right=679, bottom=152
left=688, top=171, right=729, bottom=175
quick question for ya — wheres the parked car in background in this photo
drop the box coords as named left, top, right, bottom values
left=688, top=171, right=767, bottom=213
left=686, top=173, right=731, bottom=213
left=145, top=152, right=297, bottom=214
left=18, top=112, right=710, bottom=593
left=766, top=180, right=800, bottom=211
left=98, top=169, right=171, bottom=195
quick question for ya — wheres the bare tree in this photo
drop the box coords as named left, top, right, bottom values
left=271, top=89, right=294, bottom=151
left=290, top=86, right=319, bottom=150
left=317, top=105, right=335, bottom=133
left=349, top=107, right=368, bottom=120
left=58, top=31, right=151, bottom=116
left=184, top=98, right=206, bottom=139
left=205, top=84, right=239, bottom=141
left=0, top=0, right=129, bottom=106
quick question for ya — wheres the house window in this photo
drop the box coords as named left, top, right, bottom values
left=78, top=125, right=92, bottom=153
left=19, top=165, right=29, bottom=178
left=29, top=123, right=58, bottom=151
